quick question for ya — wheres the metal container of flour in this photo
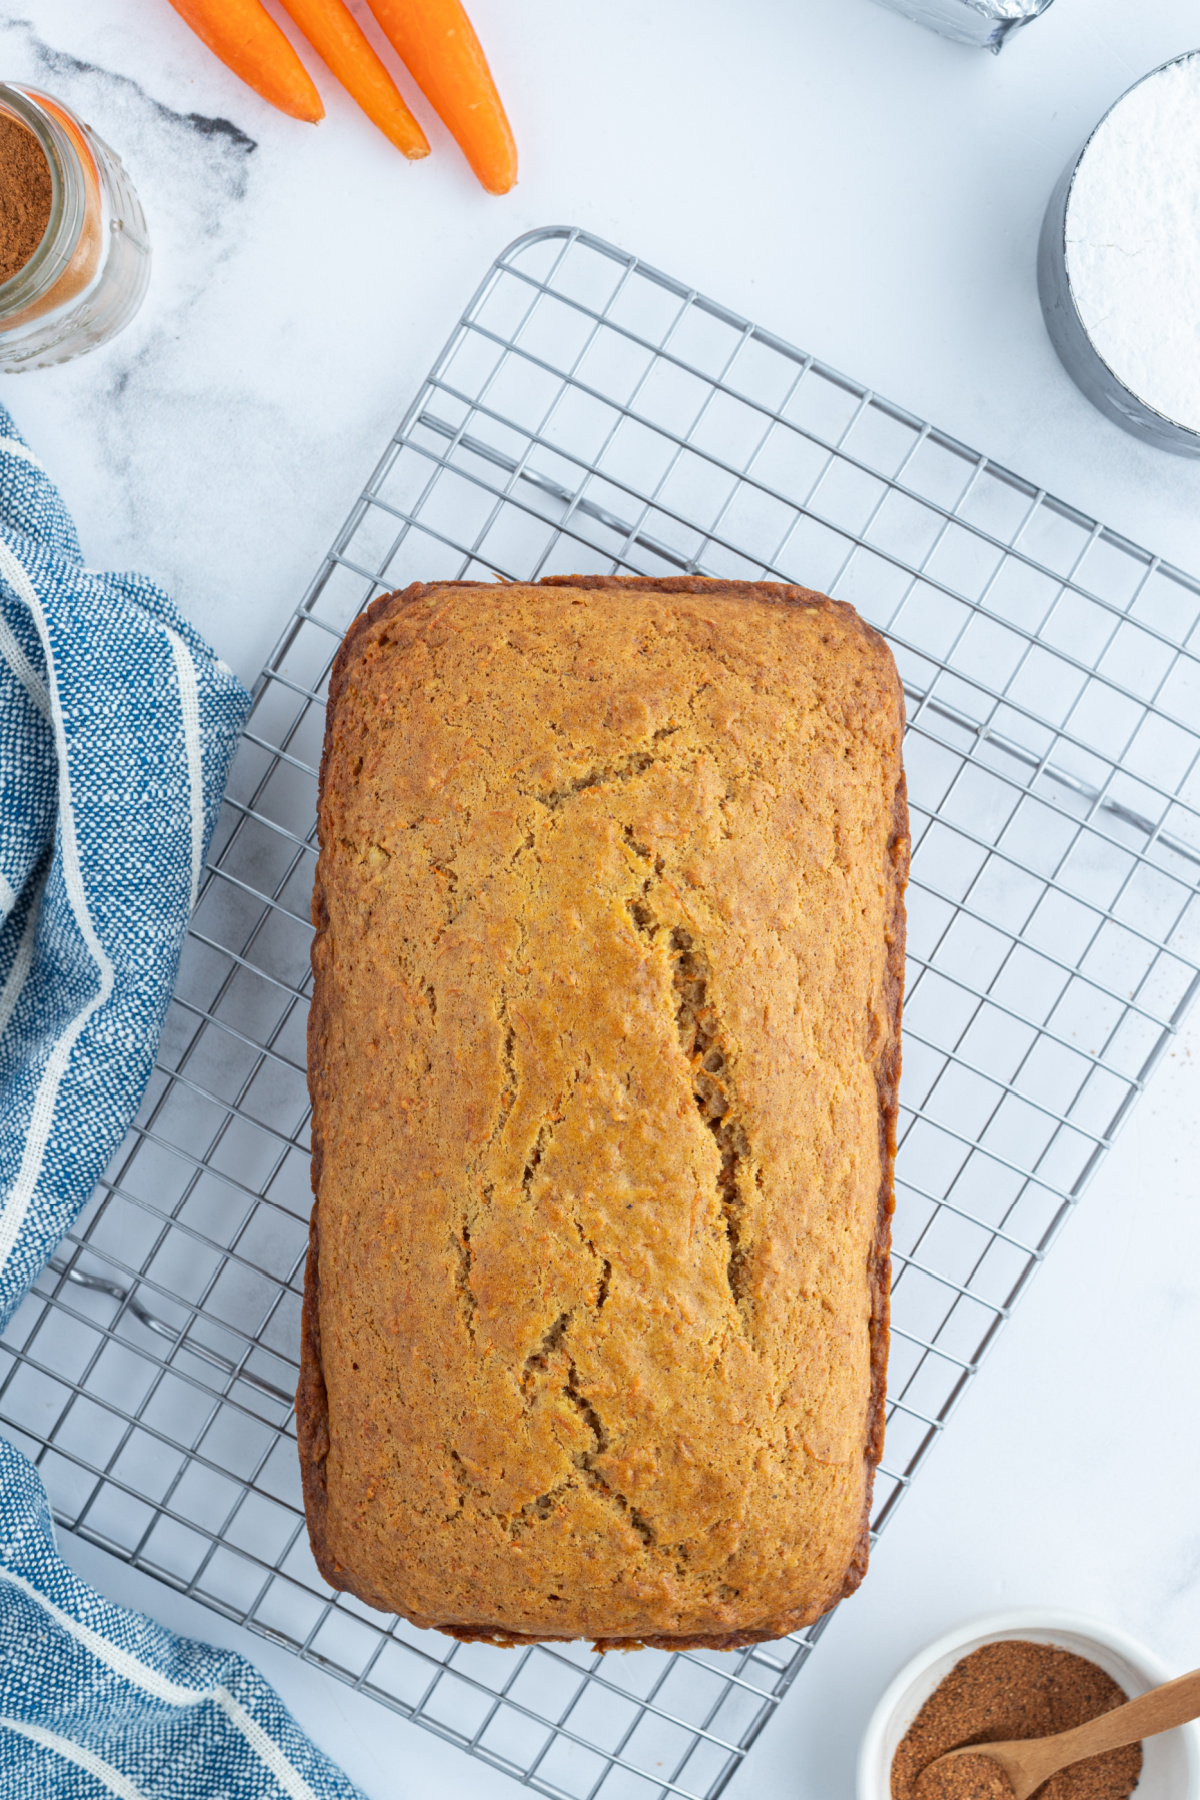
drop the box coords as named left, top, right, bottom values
left=871, top=0, right=1054, bottom=52
left=1039, top=51, right=1200, bottom=457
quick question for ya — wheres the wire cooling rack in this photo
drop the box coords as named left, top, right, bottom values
left=3, top=226, right=1200, bottom=1800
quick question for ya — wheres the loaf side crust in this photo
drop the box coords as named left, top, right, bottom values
left=299, top=576, right=909, bottom=1648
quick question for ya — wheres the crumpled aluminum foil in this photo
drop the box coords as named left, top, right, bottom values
left=871, top=0, right=1055, bottom=51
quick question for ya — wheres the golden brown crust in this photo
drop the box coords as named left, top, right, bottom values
left=840, top=761, right=909, bottom=1606
left=299, top=576, right=907, bottom=1648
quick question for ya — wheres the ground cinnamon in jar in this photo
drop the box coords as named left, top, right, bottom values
left=0, top=113, right=51, bottom=284
left=891, top=1641, right=1143, bottom=1800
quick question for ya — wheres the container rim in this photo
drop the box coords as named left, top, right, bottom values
left=1058, top=46, right=1200, bottom=440
left=0, top=83, right=86, bottom=318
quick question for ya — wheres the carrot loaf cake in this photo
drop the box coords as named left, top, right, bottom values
left=299, top=575, right=909, bottom=1648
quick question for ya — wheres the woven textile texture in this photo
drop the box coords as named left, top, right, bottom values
left=0, top=403, right=363, bottom=1799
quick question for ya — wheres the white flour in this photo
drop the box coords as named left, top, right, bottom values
left=1066, top=53, right=1200, bottom=432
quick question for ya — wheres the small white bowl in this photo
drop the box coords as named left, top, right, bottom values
left=857, top=1609, right=1200, bottom=1800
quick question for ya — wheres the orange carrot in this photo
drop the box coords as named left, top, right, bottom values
left=166, top=0, right=324, bottom=122
left=275, top=0, right=430, bottom=158
left=362, top=0, right=516, bottom=194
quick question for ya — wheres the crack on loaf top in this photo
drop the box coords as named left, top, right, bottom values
left=571, top=1219, right=611, bottom=1313
left=451, top=1226, right=477, bottom=1345
left=522, top=1121, right=548, bottom=1191
left=565, top=1355, right=656, bottom=1548
left=565, top=1358, right=608, bottom=1454
left=487, top=989, right=518, bottom=1150
left=671, top=927, right=754, bottom=1336
left=535, top=749, right=657, bottom=810
left=508, top=1479, right=575, bottom=1537
left=517, top=1055, right=591, bottom=1193
left=628, top=895, right=657, bottom=936
left=522, top=1310, right=572, bottom=1393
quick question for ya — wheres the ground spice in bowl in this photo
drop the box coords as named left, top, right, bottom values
left=0, top=111, right=52, bottom=284
left=912, top=1751, right=1018, bottom=1800
left=891, top=1640, right=1143, bottom=1800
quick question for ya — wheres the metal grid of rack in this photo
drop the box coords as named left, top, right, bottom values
left=3, top=226, right=1199, bottom=1800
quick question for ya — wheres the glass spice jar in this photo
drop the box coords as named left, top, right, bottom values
left=0, top=83, right=150, bottom=371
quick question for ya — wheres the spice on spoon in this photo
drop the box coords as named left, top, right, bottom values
left=0, top=112, right=52, bottom=284
left=913, top=1751, right=1016, bottom=1800
left=891, top=1641, right=1143, bottom=1800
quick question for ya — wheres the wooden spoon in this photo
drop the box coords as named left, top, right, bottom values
left=924, top=1665, right=1200, bottom=1800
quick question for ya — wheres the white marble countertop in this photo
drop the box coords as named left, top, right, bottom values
left=5, top=0, right=1200, bottom=1794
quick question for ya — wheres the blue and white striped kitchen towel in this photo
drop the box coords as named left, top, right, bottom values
left=0, top=402, right=363, bottom=1799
